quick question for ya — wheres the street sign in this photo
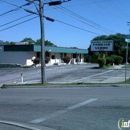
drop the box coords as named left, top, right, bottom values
left=125, top=39, right=130, bottom=42
left=91, top=40, right=114, bottom=52
left=122, top=35, right=130, bottom=39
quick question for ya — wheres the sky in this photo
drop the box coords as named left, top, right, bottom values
left=0, top=0, right=130, bottom=49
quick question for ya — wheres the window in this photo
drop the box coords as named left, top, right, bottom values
left=51, top=55, right=55, bottom=59
left=37, top=52, right=40, bottom=58
left=73, top=53, right=76, bottom=58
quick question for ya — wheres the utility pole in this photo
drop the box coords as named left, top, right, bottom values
left=39, top=0, right=46, bottom=84
left=25, top=0, right=71, bottom=84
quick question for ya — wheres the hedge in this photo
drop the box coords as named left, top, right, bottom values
left=98, top=58, right=106, bottom=68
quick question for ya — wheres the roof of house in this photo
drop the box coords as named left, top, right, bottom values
left=4, top=45, right=88, bottom=54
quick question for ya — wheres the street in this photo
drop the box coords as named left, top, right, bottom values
left=0, top=86, right=130, bottom=130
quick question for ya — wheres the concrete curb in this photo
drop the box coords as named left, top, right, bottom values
left=0, top=120, right=56, bottom=130
left=1, top=84, right=130, bottom=89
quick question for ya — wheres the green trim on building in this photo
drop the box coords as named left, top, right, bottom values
left=4, top=45, right=88, bottom=54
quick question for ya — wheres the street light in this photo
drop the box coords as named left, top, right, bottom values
left=25, top=0, right=70, bottom=84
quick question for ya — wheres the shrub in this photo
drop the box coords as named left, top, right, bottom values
left=33, top=57, right=40, bottom=65
left=106, top=57, right=114, bottom=65
left=98, top=58, right=106, bottom=68
left=45, top=57, right=50, bottom=64
left=63, top=56, right=70, bottom=64
left=88, top=58, right=98, bottom=63
left=111, top=55, right=123, bottom=65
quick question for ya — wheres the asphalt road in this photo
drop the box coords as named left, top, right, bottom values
left=0, top=86, right=130, bottom=130
left=0, top=64, right=130, bottom=85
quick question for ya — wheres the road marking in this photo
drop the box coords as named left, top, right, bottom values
left=30, top=98, right=97, bottom=124
left=0, top=120, right=43, bottom=130
left=70, top=70, right=113, bottom=83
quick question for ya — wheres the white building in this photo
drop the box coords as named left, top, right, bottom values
left=0, top=45, right=88, bottom=66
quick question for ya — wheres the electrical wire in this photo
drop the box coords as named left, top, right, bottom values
left=0, top=0, right=32, bottom=17
left=0, top=16, right=38, bottom=31
left=55, top=19, right=100, bottom=35
left=0, top=0, right=100, bottom=35
left=0, top=13, right=100, bottom=36
left=108, top=0, right=129, bottom=18
left=91, top=0, right=127, bottom=22
left=0, top=0, right=23, bottom=8
left=63, top=0, right=111, bottom=8
left=45, top=0, right=116, bottom=34
left=0, top=14, right=33, bottom=28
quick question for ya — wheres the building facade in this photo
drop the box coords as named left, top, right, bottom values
left=0, top=45, right=88, bottom=66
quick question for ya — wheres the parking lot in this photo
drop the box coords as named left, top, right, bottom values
left=0, top=64, right=130, bottom=86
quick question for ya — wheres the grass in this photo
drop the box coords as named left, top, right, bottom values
left=1, top=79, right=130, bottom=89
left=120, top=78, right=130, bottom=84
left=122, top=64, right=130, bottom=68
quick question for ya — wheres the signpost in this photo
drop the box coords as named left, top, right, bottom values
left=91, top=40, right=114, bottom=52
left=122, top=34, right=130, bottom=82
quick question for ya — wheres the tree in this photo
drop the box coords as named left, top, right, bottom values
left=0, top=40, right=4, bottom=45
left=21, top=38, right=35, bottom=44
left=35, top=39, right=57, bottom=46
left=10, top=42, right=15, bottom=45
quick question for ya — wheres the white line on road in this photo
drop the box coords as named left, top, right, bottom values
left=30, top=98, right=97, bottom=124
left=70, top=70, right=113, bottom=83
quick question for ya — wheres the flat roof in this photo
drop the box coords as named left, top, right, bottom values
left=4, top=45, right=88, bottom=54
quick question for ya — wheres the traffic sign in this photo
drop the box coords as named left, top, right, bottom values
left=122, top=35, right=130, bottom=39
left=125, top=39, right=130, bottom=42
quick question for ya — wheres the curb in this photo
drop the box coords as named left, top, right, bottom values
left=0, top=120, right=56, bottom=130
left=1, top=84, right=130, bottom=89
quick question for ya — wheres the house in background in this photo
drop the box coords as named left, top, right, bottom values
left=0, top=45, right=88, bottom=66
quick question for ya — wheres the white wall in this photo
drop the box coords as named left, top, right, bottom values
left=0, top=46, right=36, bottom=65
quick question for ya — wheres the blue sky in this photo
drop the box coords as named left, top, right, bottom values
left=0, top=0, right=130, bottom=49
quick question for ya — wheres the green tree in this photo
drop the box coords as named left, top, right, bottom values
left=35, top=39, right=57, bottom=46
left=21, top=38, right=35, bottom=44
left=10, top=42, right=15, bottom=45
left=0, top=40, right=4, bottom=45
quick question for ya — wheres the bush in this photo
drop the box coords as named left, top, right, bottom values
left=98, top=58, right=106, bottom=68
left=88, top=58, right=98, bottom=63
left=111, top=55, right=123, bottom=65
left=45, top=57, right=50, bottom=64
left=106, top=57, right=114, bottom=65
left=33, top=57, right=40, bottom=65
left=63, top=56, right=70, bottom=64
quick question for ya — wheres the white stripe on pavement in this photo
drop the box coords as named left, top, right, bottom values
left=30, top=98, right=97, bottom=124
left=70, top=70, right=113, bottom=83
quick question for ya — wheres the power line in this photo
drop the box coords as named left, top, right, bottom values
left=0, top=16, right=38, bottom=31
left=0, top=0, right=31, bottom=17
left=0, top=0, right=24, bottom=7
left=55, top=19, right=100, bottom=35
left=63, top=0, right=110, bottom=8
left=0, top=14, right=33, bottom=28
left=91, top=0, right=127, bottom=22
left=0, top=0, right=100, bottom=35
left=46, top=0, right=116, bottom=34
left=108, top=0, right=129, bottom=18
left=0, top=13, right=100, bottom=35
